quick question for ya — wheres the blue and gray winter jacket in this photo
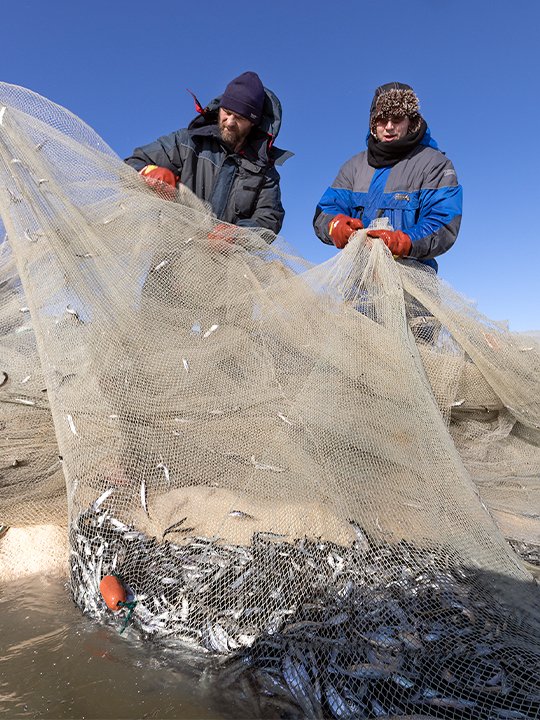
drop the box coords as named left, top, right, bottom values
left=125, top=89, right=292, bottom=237
left=313, top=128, right=462, bottom=271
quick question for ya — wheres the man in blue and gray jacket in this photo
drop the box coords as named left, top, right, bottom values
left=313, top=82, right=462, bottom=272
left=125, top=71, right=290, bottom=240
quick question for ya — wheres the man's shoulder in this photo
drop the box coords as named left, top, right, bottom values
left=343, top=149, right=368, bottom=166
left=336, top=150, right=369, bottom=177
left=177, top=123, right=220, bottom=144
left=415, top=144, right=453, bottom=165
left=153, top=126, right=193, bottom=149
left=398, top=145, right=458, bottom=187
left=401, top=144, right=455, bottom=175
left=169, top=125, right=224, bottom=158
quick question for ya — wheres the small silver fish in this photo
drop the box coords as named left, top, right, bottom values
left=66, top=305, right=82, bottom=321
left=152, top=259, right=169, bottom=272
left=250, top=455, right=286, bottom=473
left=24, top=228, right=39, bottom=243
left=92, top=488, right=114, bottom=511
left=228, top=509, right=255, bottom=520
left=428, top=697, right=477, bottom=710
left=179, top=597, right=189, bottom=623
left=140, top=477, right=149, bottom=516
left=156, top=462, right=170, bottom=484
left=66, top=414, right=78, bottom=435
left=203, top=324, right=219, bottom=338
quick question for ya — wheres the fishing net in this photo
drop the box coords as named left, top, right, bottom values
left=1, top=82, right=540, bottom=719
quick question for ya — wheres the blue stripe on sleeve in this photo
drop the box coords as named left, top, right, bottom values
left=317, top=186, right=379, bottom=222
left=406, top=185, right=463, bottom=242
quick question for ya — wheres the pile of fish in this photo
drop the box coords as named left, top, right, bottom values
left=509, top=540, right=540, bottom=569
left=71, top=491, right=540, bottom=719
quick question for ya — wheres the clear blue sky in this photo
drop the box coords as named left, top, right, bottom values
left=3, top=0, right=539, bottom=331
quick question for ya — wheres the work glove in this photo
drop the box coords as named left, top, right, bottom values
left=207, top=222, right=236, bottom=247
left=328, top=214, right=364, bottom=249
left=139, top=165, right=178, bottom=200
left=366, top=229, right=412, bottom=257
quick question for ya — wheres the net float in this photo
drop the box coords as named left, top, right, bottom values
left=99, top=575, right=126, bottom=611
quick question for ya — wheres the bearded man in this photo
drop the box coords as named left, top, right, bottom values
left=125, top=71, right=290, bottom=238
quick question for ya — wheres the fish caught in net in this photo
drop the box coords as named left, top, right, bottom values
left=0, top=82, right=540, bottom=719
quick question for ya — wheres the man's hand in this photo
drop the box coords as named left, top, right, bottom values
left=139, top=165, right=178, bottom=200
left=207, top=223, right=236, bottom=248
left=328, top=214, right=364, bottom=249
left=367, top=229, right=412, bottom=257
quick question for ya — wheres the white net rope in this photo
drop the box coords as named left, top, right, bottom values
left=1, top=83, right=540, bottom=719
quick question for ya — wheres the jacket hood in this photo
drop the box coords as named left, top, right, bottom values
left=419, top=126, right=438, bottom=150
left=187, top=87, right=292, bottom=166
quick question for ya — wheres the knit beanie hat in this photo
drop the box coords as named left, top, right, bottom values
left=220, top=71, right=265, bottom=125
left=369, top=82, right=423, bottom=135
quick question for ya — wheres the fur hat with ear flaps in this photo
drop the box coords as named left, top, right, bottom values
left=369, top=82, right=423, bottom=136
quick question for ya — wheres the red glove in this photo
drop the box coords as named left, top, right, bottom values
left=139, top=165, right=178, bottom=200
left=207, top=223, right=235, bottom=247
left=328, top=214, right=364, bottom=249
left=366, top=229, right=412, bottom=257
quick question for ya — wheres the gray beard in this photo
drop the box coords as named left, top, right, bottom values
left=218, top=125, right=245, bottom=152
left=219, top=126, right=236, bottom=149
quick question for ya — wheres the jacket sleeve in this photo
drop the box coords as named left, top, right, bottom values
left=407, top=157, right=463, bottom=260
left=235, top=166, right=285, bottom=237
left=124, top=130, right=187, bottom=174
left=313, top=158, right=356, bottom=245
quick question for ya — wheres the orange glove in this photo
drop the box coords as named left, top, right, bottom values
left=367, top=229, right=412, bottom=257
left=207, top=223, right=236, bottom=246
left=139, top=165, right=178, bottom=200
left=328, top=214, right=364, bottom=249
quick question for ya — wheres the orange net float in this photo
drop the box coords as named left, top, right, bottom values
left=99, top=574, right=126, bottom=611
left=99, top=575, right=137, bottom=633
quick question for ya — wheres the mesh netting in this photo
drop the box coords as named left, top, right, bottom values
left=1, top=82, right=540, bottom=719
